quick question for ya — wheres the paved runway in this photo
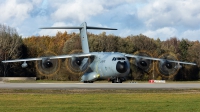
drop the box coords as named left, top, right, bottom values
left=0, top=82, right=200, bottom=89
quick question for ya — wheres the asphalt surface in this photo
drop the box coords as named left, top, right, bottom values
left=0, top=82, right=200, bottom=89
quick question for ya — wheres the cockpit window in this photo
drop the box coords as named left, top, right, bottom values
left=117, top=58, right=121, bottom=60
left=112, top=57, right=116, bottom=61
left=117, top=57, right=125, bottom=60
left=112, top=57, right=125, bottom=61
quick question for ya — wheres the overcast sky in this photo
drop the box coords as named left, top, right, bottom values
left=0, top=0, right=200, bottom=41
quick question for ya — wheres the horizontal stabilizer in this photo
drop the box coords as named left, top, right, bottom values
left=40, top=26, right=117, bottom=30
left=40, top=27, right=83, bottom=29
left=87, top=26, right=117, bottom=30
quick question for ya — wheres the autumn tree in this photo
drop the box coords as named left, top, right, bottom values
left=179, top=39, right=191, bottom=61
left=62, top=33, right=81, bottom=54
left=23, top=31, right=72, bottom=80
left=88, top=32, right=107, bottom=52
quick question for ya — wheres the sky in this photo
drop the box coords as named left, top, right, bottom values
left=0, top=0, right=200, bottom=41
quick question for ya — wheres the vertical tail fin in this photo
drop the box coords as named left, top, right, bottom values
left=80, top=22, right=89, bottom=53
left=40, top=22, right=117, bottom=53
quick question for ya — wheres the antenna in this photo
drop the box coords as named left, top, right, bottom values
left=40, top=22, right=117, bottom=53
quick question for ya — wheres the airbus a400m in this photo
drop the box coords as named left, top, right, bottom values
left=2, top=22, right=196, bottom=83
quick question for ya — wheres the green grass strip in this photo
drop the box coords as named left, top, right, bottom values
left=0, top=89, right=200, bottom=112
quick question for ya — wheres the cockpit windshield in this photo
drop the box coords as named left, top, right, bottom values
left=117, top=57, right=125, bottom=60
left=112, top=57, right=125, bottom=61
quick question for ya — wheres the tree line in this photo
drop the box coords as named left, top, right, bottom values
left=0, top=24, right=199, bottom=81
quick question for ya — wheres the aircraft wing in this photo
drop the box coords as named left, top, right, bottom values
left=125, top=54, right=196, bottom=65
left=2, top=53, right=94, bottom=63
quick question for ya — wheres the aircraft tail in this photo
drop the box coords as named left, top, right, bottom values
left=40, top=22, right=117, bottom=53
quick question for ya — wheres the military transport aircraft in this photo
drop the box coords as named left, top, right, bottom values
left=2, top=22, right=196, bottom=83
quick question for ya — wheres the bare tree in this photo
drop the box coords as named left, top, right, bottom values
left=0, top=24, right=23, bottom=77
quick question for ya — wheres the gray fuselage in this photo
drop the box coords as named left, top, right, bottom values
left=81, top=52, right=130, bottom=82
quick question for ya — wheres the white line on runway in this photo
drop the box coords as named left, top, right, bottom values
left=37, top=83, right=85, bottom=84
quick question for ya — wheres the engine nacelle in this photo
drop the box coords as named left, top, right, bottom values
left=135, top=57, right=152, bottom=72
left=42, top=57, right=53, bottom=68
left=36, top=52, right=60, bottom=76
left=66, top=57, right=90, bottom=74
left=81, top=72, right=100, bottom=82
left=133, top=51, right=153, bottom=72
left=161, top=60, right=173, bottom=69
left=156, top=52, right=180, bottom=76
left=70, top=57, right=83, bottom=69
left=176, top=63, right=182, bottom=69
left=158, top=59, right=179, bottom=76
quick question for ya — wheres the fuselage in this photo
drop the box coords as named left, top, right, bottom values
left=81, top=52, right=130, bottom=82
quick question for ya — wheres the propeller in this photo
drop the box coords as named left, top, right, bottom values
left=156, top=52, right=179, bottom=77
left=65, top=49, right=91, bottom=75
left=36, top=51, right=60, bottom=77
left=132, top=51, right=153, bottom=72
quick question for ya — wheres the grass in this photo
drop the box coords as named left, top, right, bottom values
left=0, top=89, right=200, bottom=112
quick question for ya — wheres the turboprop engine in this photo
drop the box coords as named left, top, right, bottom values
left=65, top=50, right=91, bottom=75
left=158, top=59, right=179, bottom=76
left=36, top=52, right=60, bottom=76
left=42, top=57, right=53, bottom=68
left=66, top=57, right=91, bottom=74
left=133, top=51, right=153, bottom=72
left=157, top=53, right=180, bottom=76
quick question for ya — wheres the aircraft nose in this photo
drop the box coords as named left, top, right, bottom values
left=116, top=61, right=128, bottom=73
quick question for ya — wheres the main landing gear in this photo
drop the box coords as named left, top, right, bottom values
left=111, top=77, right=122, bottom=83
left=83, top=81, right=94, bottom=83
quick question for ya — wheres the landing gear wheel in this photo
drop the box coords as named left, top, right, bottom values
left=83, top=81, right=94, bottom=83
left=111, top=78, right=122, bottom=83
left=112, top=80, right=116, bottom=83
